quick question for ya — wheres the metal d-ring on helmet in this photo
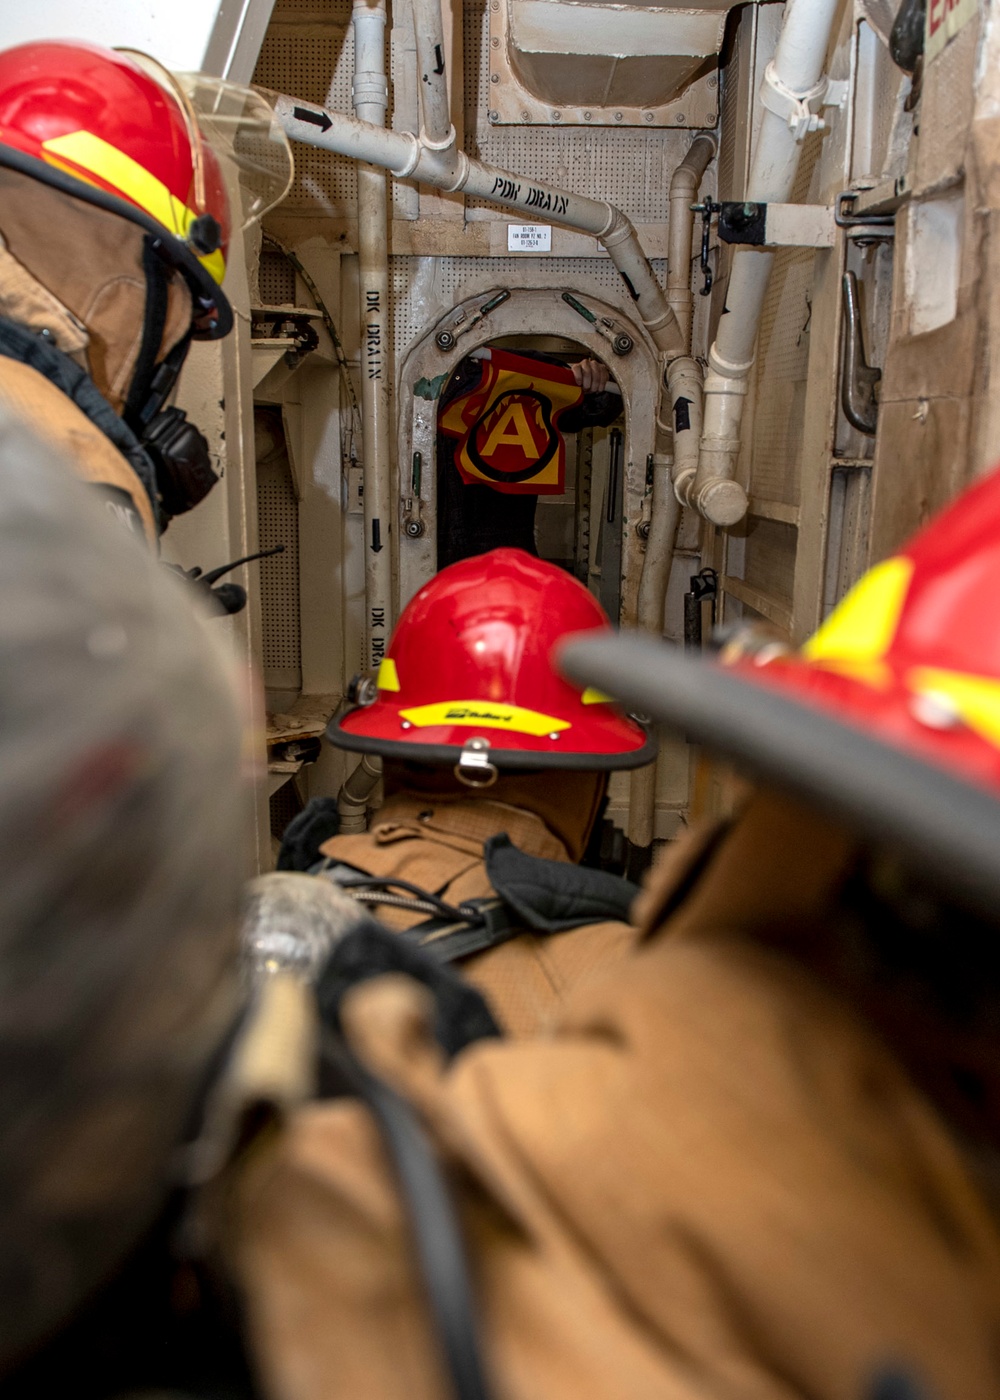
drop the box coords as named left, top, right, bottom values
left=328, top=548, right=657, bottom=781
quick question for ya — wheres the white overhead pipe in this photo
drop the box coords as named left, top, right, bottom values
left=681, top=0, right=842, bottom=527
left=352, top=0, right=394, bottom=677
left=271, top=96, right=687, bottom=363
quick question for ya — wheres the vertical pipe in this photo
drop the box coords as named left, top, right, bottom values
left=410, top=0, right=454, bottom=148
left=628, top=134, right=714, bottom=865
left=353, top=0, right=394, bottom=674
left=629, top=451, right=679, bottom=858
left=692, top=0, right=842, bottom=526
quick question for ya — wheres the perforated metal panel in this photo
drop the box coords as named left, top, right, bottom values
left=462, top=0, right=707, bottom=221
left=256, top=451, right=302, bottom=684
left=253, top=0, right=358, bottom=214
left=389, top=254, right=666, bottom=362
left=259, top=249, right=298, bottom=305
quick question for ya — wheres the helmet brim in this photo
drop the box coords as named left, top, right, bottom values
left=327, top=699, right=657, bottom=771
left=0, top=142, right=233, bottom=340
left=558, top=631, right=1000, bottom=919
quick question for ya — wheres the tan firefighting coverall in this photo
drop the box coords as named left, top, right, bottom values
left=318, top=781, right=638, bottom=1037
left=228, top=789, right=1000, bottom=1400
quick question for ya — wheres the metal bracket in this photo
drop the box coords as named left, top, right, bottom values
left=561, top=292, right=634, bottom=354
left=690, top=200, right=720, bottom=293
left=402, top=451, right=425, bottom=538
left=834, top=191, right=897, bottom=247
left=840, top=271, right=881, bottom=435
left=435, top=289, right=512, bottom=351
left=760, top=63, right=846, bottom=142
left=715, top=200, right=836, bottom=249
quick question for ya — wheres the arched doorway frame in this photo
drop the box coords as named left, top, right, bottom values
left=395, top=285, right=659, bottom=622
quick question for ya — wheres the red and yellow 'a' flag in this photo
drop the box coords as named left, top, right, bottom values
left=439, top=349, right=584, bottom=494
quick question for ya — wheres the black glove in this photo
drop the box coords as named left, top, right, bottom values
left=277, top=796, right=341, bottom=870
left=316, top=923, right=502, bottom=1059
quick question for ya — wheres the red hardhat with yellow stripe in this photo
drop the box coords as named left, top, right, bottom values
left=559, top=466, right=1000, bottom=918
left=0, top=41, right=292, bottom=339
left=329, top=549, right=655, bottom=783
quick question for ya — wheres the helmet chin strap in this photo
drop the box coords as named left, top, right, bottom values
left=120, top=238, right=221, bottom=527
left=122, top=238, right=187, bottom=434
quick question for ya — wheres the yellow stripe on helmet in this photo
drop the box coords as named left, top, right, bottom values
left=377, top=658, right=400, bottom=692
left=804, top=556, right=913, bottom=668
left=41, top=130, right=226, bottom=284
left=399, top=700, right=569, bottom=737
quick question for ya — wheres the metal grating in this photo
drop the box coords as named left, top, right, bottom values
left=253, top=0, right=358, bottom=214
left=257, top=447, right=302, bottom=681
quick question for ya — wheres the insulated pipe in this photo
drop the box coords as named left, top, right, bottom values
left=337, top=753, right=383, bottom=834
left=272, top=96, right=687, bottom=361
left=352, top=0, right=394, bottom=674
left=410, top=0, right=453, bottom=148
left=688, top=0, right=841, bottom=527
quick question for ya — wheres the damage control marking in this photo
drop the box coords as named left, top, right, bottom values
left=399, top=700, right=570, bottom=736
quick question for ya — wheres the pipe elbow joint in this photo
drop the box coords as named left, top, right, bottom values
left=673, top=465, right=696, bottom=507
left=600, top=208, right=635, bottom=246
left=420, top=123, right=457, bottom=153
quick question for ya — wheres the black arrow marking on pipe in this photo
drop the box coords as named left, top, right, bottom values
left=372, top=520, right=383, bottom=553
left=674, top=397, right=692, bottom=434
left=293, top=106, right=332, bottom=132
left=433, top=44, right=445, bottom=74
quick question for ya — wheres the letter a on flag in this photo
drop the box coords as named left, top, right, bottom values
left=439, top=348, right=584, bottom=494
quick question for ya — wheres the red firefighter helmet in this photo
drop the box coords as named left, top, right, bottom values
left=329, top=549, right=655, bottom=778
left=0, top=42, right=289, bottom=339
left=559, top=466, right=1000, bottom=916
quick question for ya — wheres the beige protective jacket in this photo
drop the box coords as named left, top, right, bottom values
left=319, top=791, right=638, bottom=1036
left=228, top=790, right=1000, bottom=1400
left=0, top=357, right=156, bottom=542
